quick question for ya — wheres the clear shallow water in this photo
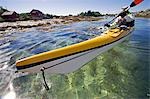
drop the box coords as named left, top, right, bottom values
left=0, top=18, right=149, bottom=99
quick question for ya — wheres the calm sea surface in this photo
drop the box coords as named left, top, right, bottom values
left=0, top=18, right=149, bottom=99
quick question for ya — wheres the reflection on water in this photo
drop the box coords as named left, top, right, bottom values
left=0, top=18, right=149, bottom=99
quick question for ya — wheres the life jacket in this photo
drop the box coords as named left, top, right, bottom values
left=124, top=13, right=135, bottom=22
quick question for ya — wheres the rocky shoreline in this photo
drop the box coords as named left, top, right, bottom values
left=135, top=9, right=150, bottom=18
left=0, top=16, right=102, bottom=36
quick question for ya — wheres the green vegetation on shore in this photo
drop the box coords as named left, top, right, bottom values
left=19, top=13, right=31, bottom=21
left=78, top=10, right=103, bottom=17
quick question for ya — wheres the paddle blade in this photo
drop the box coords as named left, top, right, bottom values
left=130, top=0, right=144, bottom=7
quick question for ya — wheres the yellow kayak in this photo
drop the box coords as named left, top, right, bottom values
left=16, top=27, right=134, bottom=74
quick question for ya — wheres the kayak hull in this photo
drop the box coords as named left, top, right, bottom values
left=16, top=27, right=134, bottom=74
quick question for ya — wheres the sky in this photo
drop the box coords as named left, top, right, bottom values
left=0, top=0, right=149, bottom=15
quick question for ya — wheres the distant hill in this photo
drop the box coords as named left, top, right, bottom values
left=135, top=9, right=150, bottom=18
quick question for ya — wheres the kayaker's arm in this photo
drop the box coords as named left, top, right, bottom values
left=104, top=0, right=144, bottom=27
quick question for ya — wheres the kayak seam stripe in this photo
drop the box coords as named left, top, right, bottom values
left=44, top=48, right=94, bottom=70
left=16, top=31, right=131, bottom=70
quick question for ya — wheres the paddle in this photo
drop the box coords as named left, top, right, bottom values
left=105, top=0, right=144, bottom=27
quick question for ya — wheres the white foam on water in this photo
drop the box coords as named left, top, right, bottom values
left=2, top=83, right=16, bottom=99
left=0, top=62, right=9, bottom=71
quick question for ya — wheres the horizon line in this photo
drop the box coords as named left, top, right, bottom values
left=1, top=6, right=149, bottom=16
